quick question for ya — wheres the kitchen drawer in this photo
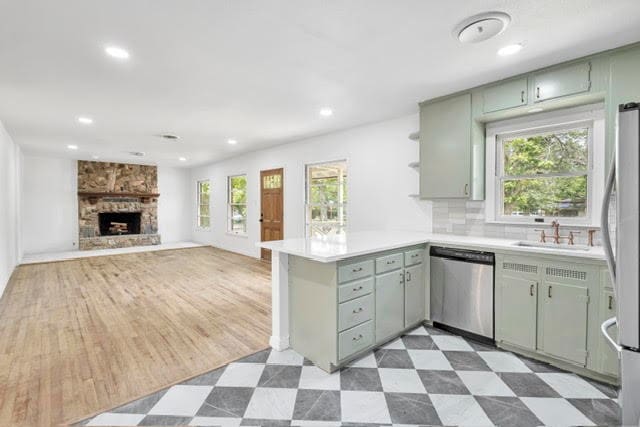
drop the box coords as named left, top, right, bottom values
left=404, top=249, right=423, bottom=267
left=338, top=260, right=374, bottom=283
left=338, top=277, right=374, bottom=303
left=338, top=320, right=374, bottom=361
left=376, top=253, right=403, bottom=274
left=338, top=294, right=373, bottom=331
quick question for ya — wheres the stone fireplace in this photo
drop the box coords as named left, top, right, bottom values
left=78, top=161, right=161, bottom=250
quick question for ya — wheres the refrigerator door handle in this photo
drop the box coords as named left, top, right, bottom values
left=601, top=156, right=617, bottom=289
left=601, top=316, right=622, bottom=352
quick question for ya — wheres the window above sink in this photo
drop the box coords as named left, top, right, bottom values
left=485, top=103, right=605, bottom=227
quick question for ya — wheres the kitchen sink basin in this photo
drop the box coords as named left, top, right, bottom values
left=512, top=241, right=591, bottom=251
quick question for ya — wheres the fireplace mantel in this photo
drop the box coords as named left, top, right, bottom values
left=78, top=191, right=160, bottom=203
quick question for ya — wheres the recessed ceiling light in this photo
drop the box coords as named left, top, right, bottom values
left=227, top=139, right=238, bottom=145
left=77, top=116, right=93, bottom=125
left=178, top=157, right=187, bottom=162
left=67, top=144, right=78, bottom=150
left=455, top=12, right=511, bottom=44
left=498, top=43, right=523, bottom=56
left=105, top=45, right=130, bottom=60
left=529, top=107, right=544, bottom=113
left=319, top=108, right=333, bottom=117
left=91, top=155, right=99, bottom=160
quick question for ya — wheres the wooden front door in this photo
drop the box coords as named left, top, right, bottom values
left=260, top=168, right=284, bottom=261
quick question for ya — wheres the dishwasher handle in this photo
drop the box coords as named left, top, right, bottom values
left=429, top=246, right=494, bottom=265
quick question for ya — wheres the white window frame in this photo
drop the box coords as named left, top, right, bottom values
left=485, top=104, right=605, bottom=227
left=227, top=174, right=247, bottom=235
left=305, top=160, right=347, bottom=238
left=197, top=180, right=210, bottom=229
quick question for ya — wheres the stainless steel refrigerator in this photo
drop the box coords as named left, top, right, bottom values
left=601, top=102, right=640, bottom=425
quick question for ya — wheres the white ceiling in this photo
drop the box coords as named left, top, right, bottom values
left=1, top=0, right=640, bottom=167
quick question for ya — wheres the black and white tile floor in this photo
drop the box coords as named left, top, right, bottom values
left=78, top=325, right=620, bottom=426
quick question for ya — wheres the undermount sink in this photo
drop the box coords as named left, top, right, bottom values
left=512, top=241, right=591, bottom=251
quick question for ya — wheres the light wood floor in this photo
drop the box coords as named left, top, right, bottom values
left=0, top=247, right=271, bottom=427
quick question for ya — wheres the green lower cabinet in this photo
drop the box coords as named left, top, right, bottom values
left=375, top=270, right=405, bottom=343
left=599, top=288, right=619, bottom=377
left=404, top=264, right=425, bottom=327
left=499, top=274, right=538, bottom=351
left=540, top=280, right=589, bottom=366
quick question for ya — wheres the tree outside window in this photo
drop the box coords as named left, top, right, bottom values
left=197, top=180, right=210, bottom=228
left=306, top=161, right=347, bottom=237
left=228, top=175, right=247, bottom=234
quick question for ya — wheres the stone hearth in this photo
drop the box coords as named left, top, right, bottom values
left=78, top=161, right=161, bottom=250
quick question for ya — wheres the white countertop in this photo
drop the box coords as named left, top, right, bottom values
left=257, top=230, right=606, bottom=263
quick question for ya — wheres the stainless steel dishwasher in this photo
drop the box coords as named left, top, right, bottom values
left=430, top=246, right=495, bottom=340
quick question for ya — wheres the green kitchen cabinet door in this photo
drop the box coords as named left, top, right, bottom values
left=404, top=264, right=425, bottom=327
left=419, top=93, right=471, bottom=199
left=599, top=288, right=619, bottom=377
left=482, top=78, right=528, bottom=113
left=375, top=270, right=405, bottom=343
left=540, top=280, right=589, bottom=366
left=498, top=274, right=538, bottom=351
left=532, top=61, right=591, bottom=103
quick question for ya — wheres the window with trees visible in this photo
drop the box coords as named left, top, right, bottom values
left=228, top=174, right=247, bottom=234
left=197, top=180, right=210, bottom=228
left=306, top=160, right=347, bottom=237
left=486, top=106, right=604, bottom=225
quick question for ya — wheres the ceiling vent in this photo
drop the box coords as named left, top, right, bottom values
left=454, top=12, right=511, bottom=44
left=128, top=151, right=146, bottom=157
left=158, top=134, right=180, bottom=141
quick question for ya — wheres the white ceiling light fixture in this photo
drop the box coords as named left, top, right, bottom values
left=105, top=45, right=130, bottom=60
left=91, top=155, right=100, bottom=159
left=227, top=139, right=238, bottom=145
left=454, top=12, right=511, bottom=44
left=319, top=108, right=333, bottom=117
left=67, top=144, right=78, bottom=150
left=77, top=116, right=93, bottom=125
left=178, top=156, right=187, bottom=162
left=498, top=43, right=524, bottom=56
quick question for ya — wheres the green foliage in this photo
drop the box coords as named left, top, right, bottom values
left=502, top=128, right=588, bottom=217
left=230, top=175, right=247, bottom=204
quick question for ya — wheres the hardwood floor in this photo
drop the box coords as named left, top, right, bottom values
left=0, top=247, right=271, bottom=427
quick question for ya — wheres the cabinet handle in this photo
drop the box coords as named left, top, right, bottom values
left=608, top=295, right=614, bottom=310
left=536, top=87, right=541, bottom=99
left=548, top=285, right=552, bottom=299
left=352, top=267, right=363, bottom=273
left=352, top=334, right=363, bottom=341
left=386, top=260, right=395, bottom=265
left=353, top=285, right=363, bottom=292
left=521, top=90, right=525, bottom=103
left=464, top=183, right=469, bottom=196
left=352, top=307, right=364, bottom=314
left=530, top=283, right=535, bottom=297
left=411, top=254, right=419, bottom=258
left=407, top=271, right=412, bottom=282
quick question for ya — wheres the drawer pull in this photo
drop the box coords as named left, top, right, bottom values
left=520, top=90, right=525, bottom=103
left=352, top=334, right=364, bottom=341
left=609, top=295, right=614, bottom=310
left=353, top=285, right=363, bottom=291
left=536, top=86, right=541, bottom=99
left=352, top=307, right=364, bottom=314
left=352, top=267, right=363, bottom=273
left=386, top=260, right=395, bottom=265
left=411, top=254, right=420, bottom=258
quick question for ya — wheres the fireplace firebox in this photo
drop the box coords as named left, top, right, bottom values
left=98, top=212, right=142, bottom=236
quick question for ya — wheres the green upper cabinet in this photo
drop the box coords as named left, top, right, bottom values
left=533, top=61, right=591, bottom=103
left=482, top=78, right=528, bottom=113
left=419, top=93, right=471, bottom=199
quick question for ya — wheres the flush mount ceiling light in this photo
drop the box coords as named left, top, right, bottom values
left=67, top=144, right=78, bottom=150
left=178, top=157, right=187, bottom=162
left=227, top=139, right=238, bottom=145
left=91, top=155, right=100, bottom=159
left=105, top=45, right=130, bottom=60
left=454, top=12, right=511, bottom=44
left=498, top=43, right=524, bottom=56
left=319, top=108, right=333, bottom=117
left=77, top=116, right=93, bottom=125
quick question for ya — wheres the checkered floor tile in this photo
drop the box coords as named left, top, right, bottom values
left=77, top=324, right=620, bottom=426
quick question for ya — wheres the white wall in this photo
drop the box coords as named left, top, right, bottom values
left=190, top=114, right=432, bottom=258
left=21, top=156, right=192, bottom=254
left=0, top=120, right=22, bottom=296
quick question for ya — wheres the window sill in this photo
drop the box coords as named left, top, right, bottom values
left=484, top=219, right=600, bottom=229
left=226, top=231, right=248, bottom=238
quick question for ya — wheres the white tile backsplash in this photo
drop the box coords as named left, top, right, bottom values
left=431, top=199, right=612, bottom=247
